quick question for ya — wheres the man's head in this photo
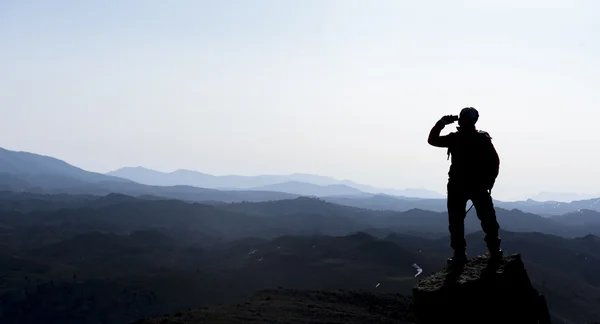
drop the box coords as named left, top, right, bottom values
left=458, top=107, right=479, bottom=128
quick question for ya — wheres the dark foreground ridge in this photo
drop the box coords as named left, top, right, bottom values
left=133, top=254, right=554, bottom=324
left=132, top=289, right=416, bottom=324
left=413, top=253, right=551, bottom=324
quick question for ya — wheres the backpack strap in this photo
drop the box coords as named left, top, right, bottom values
left=478, top=130, right=492, bottom=140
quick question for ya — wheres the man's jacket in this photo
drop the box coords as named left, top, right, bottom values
left=428, top=122, right=500, bottom=190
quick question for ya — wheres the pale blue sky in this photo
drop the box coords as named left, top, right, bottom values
left=1, top=0, right=599, bottom=201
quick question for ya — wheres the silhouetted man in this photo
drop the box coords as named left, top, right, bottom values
left=428, top=107, right=502, bottom=266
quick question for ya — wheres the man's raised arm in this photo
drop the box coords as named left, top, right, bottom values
left=428, top=115, right=455, bottom=147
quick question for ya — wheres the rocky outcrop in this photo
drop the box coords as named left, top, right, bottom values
left=412, top=253, right=551, bottom=324
left=134, top=254, right=555, bottom=324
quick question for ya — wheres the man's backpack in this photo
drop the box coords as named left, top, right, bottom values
left=447, top=130, right=500, bottom=189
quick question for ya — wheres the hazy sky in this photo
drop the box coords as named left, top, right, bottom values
left=1, top=0, right=599, bottom=201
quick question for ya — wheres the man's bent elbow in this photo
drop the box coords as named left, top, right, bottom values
left=428, top=137, right=440, bottom=147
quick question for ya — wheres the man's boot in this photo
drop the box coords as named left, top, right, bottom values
left=489, top=247, right=503, bottom=260
left=447, top=250, right=468, bottom=268
left=485, top=236, right=503, bottom=261
left=485, top=242, right=504, bottom=271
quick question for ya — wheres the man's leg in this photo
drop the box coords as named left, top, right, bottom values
left=471, top=189, right=502, bottom=257
left=447, top=182, right=469, bottom=263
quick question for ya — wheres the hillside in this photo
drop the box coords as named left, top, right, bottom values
left=323, top=194, right=449, bottom=212
left=0, top=147, right=129, bottom=185
left=552, top=209, right=600, bottom=226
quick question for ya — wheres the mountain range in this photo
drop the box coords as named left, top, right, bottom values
left=2, top=147, right=600, bottom=216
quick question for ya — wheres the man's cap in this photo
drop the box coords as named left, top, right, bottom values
left=460, top=107, right=479, bottom=124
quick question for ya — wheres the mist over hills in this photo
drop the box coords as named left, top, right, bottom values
left=107, top=167, right=344, bottom=188
left=107, top=166, right=444, bottom=199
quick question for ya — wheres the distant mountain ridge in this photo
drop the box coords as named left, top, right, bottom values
left=527, top=191, right=600, bottom=203
left=2, top=147, right=600, bottom=216
left=107, top=166, right=444, bottom=199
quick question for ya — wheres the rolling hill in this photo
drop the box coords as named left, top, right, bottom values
left=0, top=147, right=129, bottom=185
